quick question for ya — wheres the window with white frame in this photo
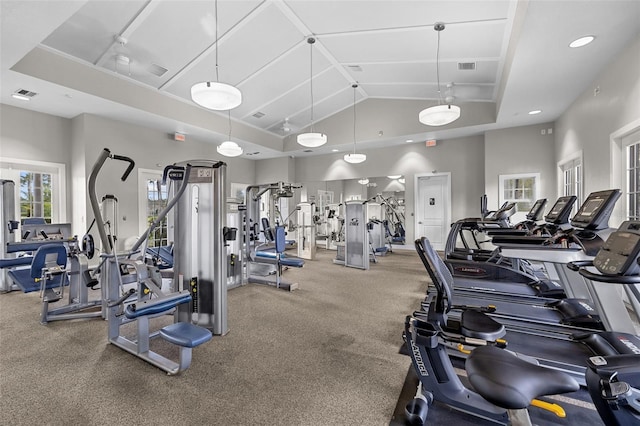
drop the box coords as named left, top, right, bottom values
left=626, top=142, right=640, bottom=220
left=560, top=158, right=583, bottom=214
left=499, top=173, right=540, bottom=223
left=0, top=159, right=66, bottom=224
left=138, top=169, right=168, bottom=248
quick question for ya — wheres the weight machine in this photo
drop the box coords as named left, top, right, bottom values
left=89, top=148, right=212, bottom=375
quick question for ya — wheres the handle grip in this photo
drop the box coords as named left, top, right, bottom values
left=111, top=154, right=135, bottom=181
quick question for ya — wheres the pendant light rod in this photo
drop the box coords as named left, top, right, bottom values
left=434, top=22, right=444, bottom=104
left=352, top=83, right=357, bottom=154
left=215, top=0, right=220, bottom=83
left=308, top=37, right=316, bottom=132
left=297, top=36, right=327, bottom=148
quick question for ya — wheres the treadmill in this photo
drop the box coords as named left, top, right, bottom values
left=442, top=190, right=625, bottom=334
left=445, top=195, right=576, bottom=298
left=415, top=224, right=640, bottom=384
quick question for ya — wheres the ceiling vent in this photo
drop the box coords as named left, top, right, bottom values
left=14, top=89, right=37, bottom=98
left=458, top=62, right=476, bottom=71
left=347, top=65, right=363, bottom=72
left=303, top=149, right=313, bottom=153
left=148, top=63, right=168, bottom=77
left=245, top=151, right=260, bottom=156
left=252, top=112, right=265, bottom=119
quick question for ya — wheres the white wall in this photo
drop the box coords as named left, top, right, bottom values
left=485, top=122, right=556, bottom=210
left=555, top=35, right=640, bottom=226
left=294, top=135, right=486, bottom=241
left=0, top=104, right=73, bottom=220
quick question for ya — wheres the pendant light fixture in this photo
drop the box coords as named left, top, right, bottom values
left=344, top=84, right=366, bottom=164
left=419, top=22, right=460, bottom=126
left=217, top=111, right=243, bottom=157
left=191, top=0, right=242, bottom=111
left=297, top=37, right=327, bottom=148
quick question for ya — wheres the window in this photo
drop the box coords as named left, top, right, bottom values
left=560, top=157, right=583, bottom=214
left=146, top=178, right=168, bottom=247
left=627, top=142, right=640, bottom=220
left=20, top=171, right=53, bottom=223
left=499, top=173, right=540, bottom=223
left=138, top=169, right=168, bottom=248
left=0, top=159, right=66, bottom=225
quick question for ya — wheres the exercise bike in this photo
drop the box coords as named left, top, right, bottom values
left=405, top=228, right=640, bottom=425
left=406, top=237, right=579, bottom=425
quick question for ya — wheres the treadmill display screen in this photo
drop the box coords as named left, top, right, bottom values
left=570, top=189, right=621, bottom=230
left=527, top=199, right=546, bottom=220
left=545, top=197, right=573, bottom=223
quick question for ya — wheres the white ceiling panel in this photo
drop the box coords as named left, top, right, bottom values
left=285, top=0, right=511, bottom=35
left=42, top=1, right=147, bottom=64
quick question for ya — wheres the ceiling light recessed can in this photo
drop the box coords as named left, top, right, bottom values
left=405, top=139, right=414, bottom=143
left=331, top=149, right=339, bottom=152
left=528, top=110, right=542, bottom=115
left=569, top=36, right=595, bottom=48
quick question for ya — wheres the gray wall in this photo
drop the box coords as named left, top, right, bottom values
left=0, top=104, right=73, bottom=218
left=485, top=122, right=556, bottom=211
left=555, top=34, right=640, bottom=226
left=294, top=134, right=486, bottom=241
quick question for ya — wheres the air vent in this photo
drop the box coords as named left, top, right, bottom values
left=148, top=63, right=168, bottom=77
left=245, top=151, right=261, bottom=156
left=14, top=89, right=37, bottom=98
left=347, top=65, right=362, bottom=72
left=252, top=112, right=265, bottom=119
left=303, top=149, right=313, bottom=153
left=458, top=62, right=476, bottom=71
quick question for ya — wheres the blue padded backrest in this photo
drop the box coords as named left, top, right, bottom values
left=31, top=244, right=67, bottom=279
left=274, top=226, right=286, bottom=254
left=23, top=217, right=47, bottom=225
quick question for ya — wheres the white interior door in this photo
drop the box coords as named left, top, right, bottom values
left=415, top=174, right=451, bottom=250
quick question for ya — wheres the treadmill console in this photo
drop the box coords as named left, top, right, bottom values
left=570, top=189, right=621, bottom=230
left=593, top=221, right=640, bottom=275
left=526, top=199, right=547, bottom=221
left=544, top=195, right=577, bottom=225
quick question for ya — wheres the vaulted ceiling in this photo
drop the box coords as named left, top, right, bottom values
left=2, top=1, right=639, bottom=159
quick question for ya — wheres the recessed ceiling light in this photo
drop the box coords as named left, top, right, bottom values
left=11, top=94, right=30, bottom=101
left=387, top=175, right=401, bottom=179
left=405, top=139, right=414, bottom=143
left=331, top=149, right=339, bottom=152
left=528, top=110, right=542, bottom=115
left=569, top=36, right=595, bottom=48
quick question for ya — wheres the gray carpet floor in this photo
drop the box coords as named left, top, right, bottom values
left=0, top=247, right=426, bottom=426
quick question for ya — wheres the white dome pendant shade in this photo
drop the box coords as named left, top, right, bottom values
left=191, top=82, right=242, bottom=111
left=217, top=141, right=243, bottom=157
left=419, top=104, right=461, bottom=126
left=344, top=83, right=366, bottom=164
left=190, top=0, right=242, bottom=111
left=297, top=37, right=328, bottom=148
left=419, top=22, right=460, bottom=127
left=217, top=111, right=243, bottom=157
left=297, top=132, right=327, bottom=148
left=344, top=153, right=367, bottom=164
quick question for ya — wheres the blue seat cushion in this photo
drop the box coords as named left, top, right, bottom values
left=0, top=257, right=33, bottom=269
left=255, top=251, right=304, bottom=267
left=160, top=322, right=212, bottom=348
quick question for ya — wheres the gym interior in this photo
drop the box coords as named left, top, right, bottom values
left=1, top=1, right=639, bottom=425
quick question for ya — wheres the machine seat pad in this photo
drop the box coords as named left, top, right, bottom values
left=255, top=251, right=304, bottom=267
left=0, top=257, right=33, bottom=269
left=466, top=345, right=579, bottom=409
left=160, top=322, right=212, bottom=348
left=460, top=309, right=506, bottom=341
left=124, top=293, right=192, bottom=319
left=7, top=268, right=66, bottom=293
